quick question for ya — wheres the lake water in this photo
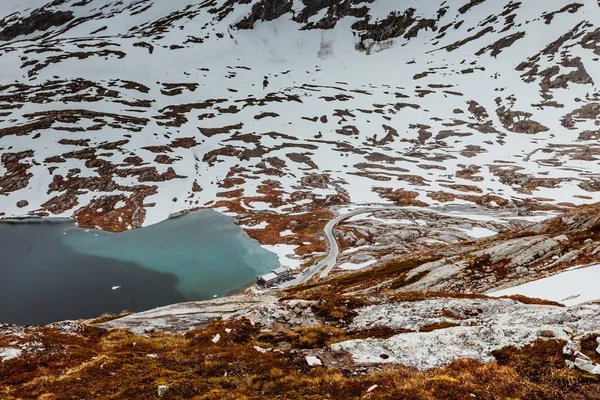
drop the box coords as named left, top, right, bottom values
left=0, top=210, right=279, bottom=325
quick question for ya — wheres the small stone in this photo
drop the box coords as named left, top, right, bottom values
left=157, top=385, right=169, bottom=398
left=306, top=355, right=322, bottom=367
left=560, top=339, right=578, bottom=356
left=584, top=239, right=594, bottom=245
left=211, top=334, right=220, bottom=344
left=575, top=351, right=591, bottom=361
left=574, top=357, right=596, bottom=374
left=254, top=346, right=271, bottom=353
left=579, top=333, right=592, bottom=341
left=563, top=327, right=574, bottom=335
left=539, top=330, right=556, bottom=338
left=515, top=266, right=529, bottom=275
left=16, top=200, right=28, bottom=208
left=367, top=384, right=378, bottom=393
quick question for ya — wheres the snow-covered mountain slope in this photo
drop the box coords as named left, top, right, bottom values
left=1, top=0, right=600, bottom=230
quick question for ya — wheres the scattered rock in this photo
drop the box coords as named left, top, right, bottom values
left=157, top=385, right=170, bottom=398
left=574, top=357, right=596, bottom=374
left=0, top=348, right=22, bottom=362
left=47, top=321, right=85, bottom=334
left=306, top=355, right=322, bottom=367
left=563, top=340, right=581, bottom=356
left=254, top=345, right=272, bottom=353
left=539, top=329, right=556, bottom=338
left=516, top=266, right=529, bottom=275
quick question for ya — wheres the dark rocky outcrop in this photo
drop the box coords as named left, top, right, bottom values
left=235, top=0, right=294, bottom=29
left=0, top=9, right=74, bottom=42
left=0, top=151, right=34, bottom=195
left=354, top=9, right=436, bottom=44
left=295, top=0, right=373, bottom=30
left=496, top=106, right=549, bottom=134
left=458, top=0, right=488, bottom=14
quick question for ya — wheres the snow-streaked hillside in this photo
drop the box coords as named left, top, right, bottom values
left=1, top=0, right=600, bottom=230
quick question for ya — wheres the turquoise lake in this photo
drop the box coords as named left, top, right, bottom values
left=0, top=210, right=279, bottom=325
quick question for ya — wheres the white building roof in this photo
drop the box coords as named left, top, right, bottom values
left=259, top=272, right=278, bottom=282
left=272, top=266, right=291, bottom=275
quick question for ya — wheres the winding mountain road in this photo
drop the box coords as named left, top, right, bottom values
left=278, top=204, right=518, bottom=288
left=279, top=207, right=382, bottom=288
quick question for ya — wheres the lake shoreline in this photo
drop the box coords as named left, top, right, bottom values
left=0, top=210, right=279, bottom=325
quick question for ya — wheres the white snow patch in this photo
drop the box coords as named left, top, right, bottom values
left=343, top=245, right=371, bottom=254
left=245, top=221, right=268, bottom=229
left=490, top=264, right=600, bottom=306
left=261, top=244, right=302, bottom=269
left=338, top=260, right=377, bottom=271
left=0, top=348, right=22, bottom=362
left=460, top=227, right=498, bottom=239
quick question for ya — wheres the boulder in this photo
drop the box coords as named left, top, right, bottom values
left=157, top=385, right=170, bottom=398
left=306, top=355, right=322, bottom=366
left=574, top=357, right=596, bottom=374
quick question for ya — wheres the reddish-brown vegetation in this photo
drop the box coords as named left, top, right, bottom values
left=2, top=318, right=599, bottom=400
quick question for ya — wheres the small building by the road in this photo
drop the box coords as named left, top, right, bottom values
left=256, top=266, right=293, bottom=288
